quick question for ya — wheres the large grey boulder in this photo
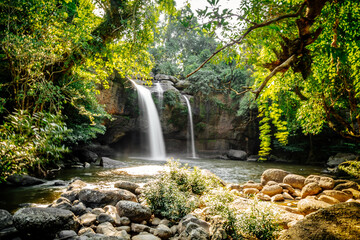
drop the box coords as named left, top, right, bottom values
left=7, top=174, right=45, bottom=186
left=0, top=209, right=13, bottom=230
left=279, top=202, right=360, bottom=240
left=13, top=207, right=78, bottom=239
left=116, top=201, right=151, bottom=223
left=114, top=181, right=140, bottom=194
left=227, top=149, right=247, bottom=160
left=327, top=153, right=358, bottom=168
left=79, top=189, right=137, bottom=208
left=100, top=157, right=126, bottom=168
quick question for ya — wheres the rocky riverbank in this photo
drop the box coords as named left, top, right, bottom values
left=1, top=168, right=359, bottom=240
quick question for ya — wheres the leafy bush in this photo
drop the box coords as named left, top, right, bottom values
left=0, top=110, right=69, bottom=182
left=142, top=160, right=222, bottom=221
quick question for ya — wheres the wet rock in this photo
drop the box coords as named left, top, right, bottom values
left=318, top=195, right=340, bottom=205
left=272, top=194, right=285, bottom=202
left=279, top=202, right=360, bottom=240
left=97, top=213, right=115, bottom=224
left=243, top=182, right=263, bottom=190
left=227, top=149, right=247, bottom=160
left=279, top=183, right=295, bottom=195
left=261, top=169, right=289, bottom=185
left=61, top=190, right=80, bottom=202
left=131, top=223, right=151, bottom=233
left=334, top=180, right=359, bottom=191
left=7, top=174, right=46, bottom=186
left=0, top=209, right=13, bottom=230
left=283, top=174, right=306, bottom=189
left=79, top=189, right=137, bottom=208
left=319, top=176, right=335, bottom=190
left=100, top=157, right=126, bottom=168
left=304, top=175, right=320, bottom=185
left=67, top=180, right=87, bottom=191
left=319, top=190, right=353, bottom=202
left=116, top=201, right=151, bottom=223
left=71, top=202, right=88, bottom=216
left=261, top=184, right=283, bottom=197
left=244, top=188, right=259, bottom=195
left=79, top=213, right=97, bottom=227
left=154, top=224, right=172, bottom=239
left=57, top=230, right=77, bottom=239
left=256, top=192, right=271, bottom=201
left=297, top=199, right=331, bottom=215
left=114, top=181, right=140, bottom=194
left=13, top=207, right=78, bottom=239
left=301, top=182, right=322, bottom=198
left=132, top=232, right=161, bottom=240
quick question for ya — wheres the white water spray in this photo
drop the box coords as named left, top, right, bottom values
left=183, top=95, right=197, bottom=158
left=130, top=80, right=166, bottom=160
left=155, top=82, right=163, bottom=112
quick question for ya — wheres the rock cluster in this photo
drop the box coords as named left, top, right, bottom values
left=0, top=180, right=209, bottom=240
left=229, top=168, right=360, bottom=216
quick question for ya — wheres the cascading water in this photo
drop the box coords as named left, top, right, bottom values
left=130, top=80, right=166, bottom=160
left=183, top=95, right=197, bottom=158
left=155, top=82, right=163, bottom=112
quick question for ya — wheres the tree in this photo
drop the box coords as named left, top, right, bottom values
left=187, top=0, right=360, bottom=159
left=0, top=0, right=175, bottom=181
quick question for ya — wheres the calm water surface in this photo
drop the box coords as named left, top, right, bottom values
left=0, top=157, right=327, bottom=213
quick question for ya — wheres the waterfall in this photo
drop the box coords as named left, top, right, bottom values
left=155, top=82, right=163, bottom=112
left=183, top=95, right=197, bottom=158
left=130, top=80, right=166, bottom=160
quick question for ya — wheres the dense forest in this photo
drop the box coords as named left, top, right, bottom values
left=0, top=0, right=359, bottom=182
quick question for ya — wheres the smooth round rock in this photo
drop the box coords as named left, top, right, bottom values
left=116, top=201, right=151, bottom=223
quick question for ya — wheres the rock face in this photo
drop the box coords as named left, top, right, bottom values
left=279, top=202, right=360, bottom=240
left=13, top=207, right=78, bottom=239
left=261, top=169, right=289, bottom=185
left=116, top=201, right=152, bottom=223
left=78, top=189, right=137, bottom=208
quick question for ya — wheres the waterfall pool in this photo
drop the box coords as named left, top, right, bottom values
left=0, top=157, right=327, bottom=213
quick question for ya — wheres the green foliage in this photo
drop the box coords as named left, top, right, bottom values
left=0, top=110, right=69, bottom=182
left=339, top=160, right=360, bottom=179
left=143, top=160, right=222, bottom=221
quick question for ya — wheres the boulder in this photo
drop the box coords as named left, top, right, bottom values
left=73, top=149, right=99, bottom=163
left=7, top=174, right=45, bottom=186
left=100, top=157, right=126, bottom=168
left=334, top=180, right=359, bottom=191
left=57, top=230, right=78, bottom=239
left=132, top=233, right=161, bottom=240
left=114, top=181, right=140, bottom=194
left=154, top=224, right=172, bottom=239
left=67, top=179, right=87, bottom=191
left=301, top=182, right=322, bottom=198
left=79, top=189, right=137, bottom=208
left=283, top=174, right=306, bottom=189
left=261, top=169, right=289, bottom=185
left=278, top=183, right=295, bottom=195
left=116, top=201, right=151, bottom=223
left=131, top=223, right=151, bottom=233
left=92, top=208, right=106, bottom=215
left=227, top=149, right=247, bottom=160
left=283, top=192, right=294, bottom=200
left=78, top=227, right=95, bottom=236
left=261, top=184, right=283, bottom=197
left=319, top=176, right=335, bottom=190
left=71, top=202, right=88, bottom=216
left=96, top=222, right=119, bottom=236
left=178, top=222, right=209, bottom=240
left=243, top=182, right=263, bottom=190
left=320, top=190, right=353, bottom=202
left=297, top=199, right=331, bottom=215
left=256, top=193, right=271, bottom=201
left=227, top=184, right=242, bottom=191
left=327, top=153, right=358, bottom=168
left=79, top=213, right=97, bottom=227
left=272, top=194, right=285, bottom=202
left=343, top=188, right=360, bottom=199
left=0, top=209, right=13, bottom=230
left=13, top=207, right=78, bottom=239
left=97, top=213, right=115, bottom=224
left=104, top=205, right=122, bottom=225
left=0, top=226, right=18, bottom=239
left=318, top=195, right=340, bottom=205
left=179, top=214, right=210, bottom=234
left=244, top=188, right=260, bottom=195
left=279, top=202, right=360, bottom=240
left=304, top=175, right=320, bottom=185
left=61, top=190, right=80, bottom=202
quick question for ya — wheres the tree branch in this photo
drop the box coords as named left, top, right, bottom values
left=186, top=2, right=306, bottom=78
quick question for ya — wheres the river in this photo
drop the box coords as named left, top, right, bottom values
left=0, top=157, right=326, bottom=213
